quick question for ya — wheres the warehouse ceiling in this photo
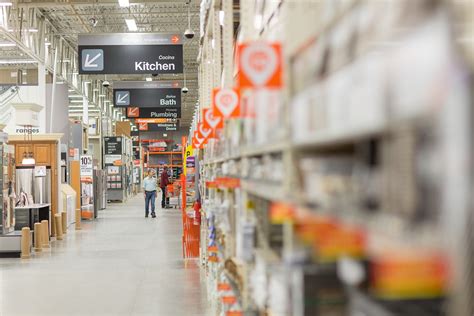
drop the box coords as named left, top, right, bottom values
left=0, top=0, right=201, bottom=127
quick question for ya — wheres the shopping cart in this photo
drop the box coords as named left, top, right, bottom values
left=166, top=182, right=181, bottom=209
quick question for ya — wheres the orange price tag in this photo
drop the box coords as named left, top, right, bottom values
left=221, top=296, right=237, bottom=305
left=217, top=283, right=232, bottom=291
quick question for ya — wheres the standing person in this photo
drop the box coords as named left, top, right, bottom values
left=143, top=169, right=158, bottom=218
left=160, top=166, right=170, bottom=209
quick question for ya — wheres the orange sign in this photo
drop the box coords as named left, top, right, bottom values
left=213, top=88, right=240, bottom=119
left=127, top=107, right=140, bottom=118
left=238, top=42, right=283, bottom=88
left=217, top=283, right=232, bottom=291
left=171, top=35, right=180, bottom=43
left=192, top=131, right=206, bottom=149
left=138, top=122, right=148, bottom=131
left=135, top=118, right=174, bottom=124
left=221, top=296, right=237, bottom=305
left=203, top=108, right=223, bottom=136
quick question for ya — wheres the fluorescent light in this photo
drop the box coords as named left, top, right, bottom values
left=0, top=2, right=12, bottom=6
left=99, top=94, right=106, bottom=97
left=69, top=95, right=83, bottom=98
left=125, top=18, right=138, bottom=32
left=118, top=0, right=129, bottom=7
left=0, top=42, right=15, bottom=47
left=219, top=10, right=225, bottom=26
left=70, top=100, right=84, bottom=103
left=0, top=60, right=37, bottom=64
left=146, top=77, right=152, bottom=82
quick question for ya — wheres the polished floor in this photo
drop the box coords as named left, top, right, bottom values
left=0, top=195, right=209, bottom=316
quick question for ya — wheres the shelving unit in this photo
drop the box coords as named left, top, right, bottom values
left=193, top=1, right=474, bottom=316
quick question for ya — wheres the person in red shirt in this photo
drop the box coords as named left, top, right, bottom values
left=160, top=166, right=170, bottom=208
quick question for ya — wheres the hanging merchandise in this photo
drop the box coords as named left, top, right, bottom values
left=213, top=88, right=240, bottom=119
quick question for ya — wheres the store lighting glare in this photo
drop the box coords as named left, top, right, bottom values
left=146, top=77, right=152, bottom=82
left=21, top=157, right=36, bottom=165
left=118, top=0, right=129, bottom=7
left=125, top=18, right=138, bottom=32
left=0, top=2, right=13, bottom=6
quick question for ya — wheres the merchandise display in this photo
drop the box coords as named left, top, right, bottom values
left=193, top=1, right=474, bottom=316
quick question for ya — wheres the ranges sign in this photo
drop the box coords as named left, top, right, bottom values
left=78, top=33, right=183, bottom=75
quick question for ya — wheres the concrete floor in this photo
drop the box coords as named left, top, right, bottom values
left=0, top=195, right=209, bottom=316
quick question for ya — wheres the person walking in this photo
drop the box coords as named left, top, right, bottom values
left=159, top=166, right=170, bottom=209
left=143, top=169, right=158, bottom=218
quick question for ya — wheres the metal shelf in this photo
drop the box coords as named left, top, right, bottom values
left=293, top=126, right=385, bottom=150
left=241, top=179, right=288, bottom=202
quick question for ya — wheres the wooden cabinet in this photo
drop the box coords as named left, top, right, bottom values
left=15, top=144, right=51, bottom=166
left=33, top=144, right=51, bottom=165
left=15, top=145, right=30, bottom=162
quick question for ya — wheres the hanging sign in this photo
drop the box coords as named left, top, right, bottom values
left=126, top=107, right=181, bottom=119
left=134, top=118, right=177, bottom=124
left=183, top=145, right=194, bottom=176
left=104, top=137, right=122, bottom=155
left=138, top=123, right=178, bottom=132
left=80, top=155, right=93, bottom=182
left=78, top=33, right=183, bottom=74
left=203, top=108, right=223, bottom=138
left=237, top=42, right=283, bottom=88
left=192, top=131, right=206, bottom=149
left=113, top=81, right=181, bottom=108
left=213, top=88, right=240, bottom=119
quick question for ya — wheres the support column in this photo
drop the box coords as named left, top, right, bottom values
left=38, top=63, right=46, bottom=133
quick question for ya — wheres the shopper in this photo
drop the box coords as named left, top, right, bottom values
left=143, top=169, right=158, bottom=218
left=159, top=166, right=170, bottom=208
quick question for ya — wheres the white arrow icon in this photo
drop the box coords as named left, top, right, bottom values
left=117, top=93, right=129, bottom=104
left=84, top=52, right=102, bottom=68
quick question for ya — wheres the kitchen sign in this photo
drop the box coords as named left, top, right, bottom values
left=104, top=137, right=122, bottom=155
left=78, top=33, right=183, bottom=74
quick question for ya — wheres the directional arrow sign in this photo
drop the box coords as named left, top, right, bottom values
left=81, top=49, right=104, bottom=71
left=115, top=91, right=130, bottom=106
left=113, top=81, right=181, bottom=109
left=78, top=33, right=183, bottom=74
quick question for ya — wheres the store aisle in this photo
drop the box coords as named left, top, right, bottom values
left=0, top=196, right=209, bottom=316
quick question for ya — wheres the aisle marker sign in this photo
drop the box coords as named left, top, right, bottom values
left=203, top=108, right=223, bottom=137
left=213, top=88, right=240, bottom=119
left=237, top=42, right=282, bottom=88
left=78, top=33, right=183, bottom=74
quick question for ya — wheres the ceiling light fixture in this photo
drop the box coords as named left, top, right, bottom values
left=125, top=18, right=137, bottom=32
left=0, top=60, right=37, bottom=64
left=0, top=2, right=13, bottom=6
left=219, top=10, right=225, bottom=26
left=118, top=0, right=129, bottom=7
left=0, top=42, right=15, bottom=47
left=146, top=77, right=152, bottom=82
